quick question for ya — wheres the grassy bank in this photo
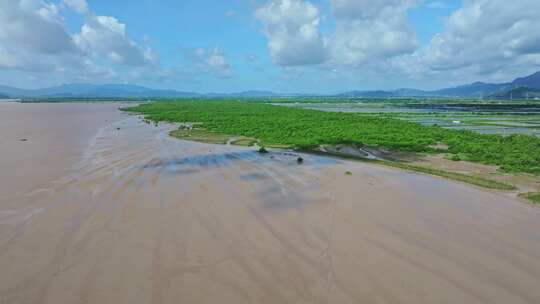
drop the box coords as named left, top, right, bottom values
left=519, top=192, right=540, bottom=204
left=124, top=100, right=540, bottom=175
left=169, top=128, right=257, bottom=146
left=169, top=129, right=231, bottom=145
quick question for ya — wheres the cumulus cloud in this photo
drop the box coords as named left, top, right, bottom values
left=190, top=47, right=234, bottom=78
left=332, top=0, right=414, bottom=19
left=330, top=0, right=419, bottom=66
left=400, top=0, right=540, bottom=81
left=255, top=0, right=327, bottom=66
left=255, top=0, right=417, bottom=68
left=74, top=15, right=154, bottom=66
left=255, top=0, right=540, bottom=84
left=0, top=0, right=78, bottom=56
left=0, top=0, right=88, bottom=77
left=0, top=0, right=156, bottom=85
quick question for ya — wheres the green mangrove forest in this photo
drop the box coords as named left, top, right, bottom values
left=125, top=100, right=540, bottom=175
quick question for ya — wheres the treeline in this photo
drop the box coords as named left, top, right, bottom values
left=125, top=100, right=540, bottom=175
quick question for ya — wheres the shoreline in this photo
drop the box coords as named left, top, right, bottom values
left=165, top=126, right=534, bottom=197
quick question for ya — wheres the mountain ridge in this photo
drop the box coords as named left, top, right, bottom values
left=334, top=71, right=540, bottom=98
left=1, top=71, right=540, bottom=99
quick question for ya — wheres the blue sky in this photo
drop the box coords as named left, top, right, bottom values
left=1, top=0, right=539, bottom=93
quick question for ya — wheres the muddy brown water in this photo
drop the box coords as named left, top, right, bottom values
left=1, top=103, right=540, bottom=304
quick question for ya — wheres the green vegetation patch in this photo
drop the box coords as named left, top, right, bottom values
left=229, top=137, right=258, bottom=146
left=519, top=192, right=540, bottom=204
left=125, top=100, right=540, bottom=175
left=169, top=128, right=231, bottom=145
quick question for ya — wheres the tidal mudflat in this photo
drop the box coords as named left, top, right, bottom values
left=1, top=103, right=540, bottom=304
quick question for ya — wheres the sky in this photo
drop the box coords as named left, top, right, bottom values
left=1, top=0, right=540, bottom=94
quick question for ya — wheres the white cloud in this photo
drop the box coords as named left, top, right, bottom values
left=74, top=15, right=154, bottom=66
left=255, top=0, right=327, bottom=66
left=0, top=0, right=156, bottom=84
left=255, top=0, right=417, bottom=68
left=191, top=47, right=234, bottom=78
left=330, top=0, right=419, bottom=66
left=255, top=0, right=540, bottom=86
left=400, top=0, right=540, bottom=82
left=225, top=9, right=236, bottom=17
left=62, top=0, right=88, bottom=14
left=0, top=0, right=77, bottom=56
left=332, top=0, right=413, bottom=19
left=0, top=0, right=90, bottom=79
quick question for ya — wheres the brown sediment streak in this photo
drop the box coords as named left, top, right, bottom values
left=1, top=103, right=540, bottom=304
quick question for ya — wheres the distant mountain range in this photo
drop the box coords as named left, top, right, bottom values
left=337, top=71, right=540, bottom=99
left=205, top=90, right=281, bottom=98
left=0, top=84, right=199, bottom=99
left=1, top=71, right=540, bottom=99
left=490, top=87, right=540, bottom=99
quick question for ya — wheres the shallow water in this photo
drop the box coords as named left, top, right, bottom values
left=1, top=103, right=540, bottom=304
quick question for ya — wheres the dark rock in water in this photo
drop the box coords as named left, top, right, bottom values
left=297, top=157, right=304, bottom=164
left=117, top=127, right=121, bottom=130
left=19, top=138, right=28, bottom=142
left=258, top=147, right=268, bottom=154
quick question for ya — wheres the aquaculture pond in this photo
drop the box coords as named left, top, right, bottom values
left=279, top=102, right=540, bottom=137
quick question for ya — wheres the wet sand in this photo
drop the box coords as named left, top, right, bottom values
left=1, top=103, right=540, bottom=304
